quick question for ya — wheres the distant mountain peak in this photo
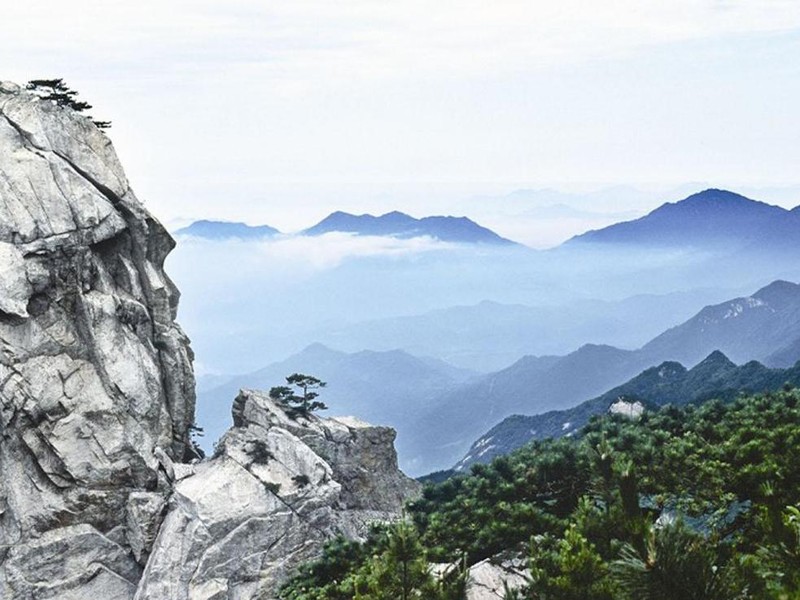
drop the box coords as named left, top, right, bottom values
left=382, top=210, right=413, bottom=218
left=640, top=279, right=800, bottom=367
left=302, top=211, right=518, bottom=245
left=652, top=189, right=778, bottom=216
left=302, top=341, right=335, bottom=352
left=681, top=188, right=755, bottom=204
left=565, top=188, right=793, bottom=249
left=694, top=349, right=736, bottom=369
left=175, top=220, right=280, bottom=240
left=752, top=280, right=800, bottom=303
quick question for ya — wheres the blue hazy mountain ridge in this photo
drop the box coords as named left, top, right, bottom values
left=168, top=189, right=800, bottom=375
left=566, top=189, right=800, bottom=249
left=641, top=280, right=800, bottom=368
left=313, top=288, right=737, bottom=372
left=302, top=210, right=519, bottom=245
left=175, top=220, right=281, bottom=240
left=454, top=350, right=800, bottom=471
left=195, top=343, right=478, bottom=468
left=404, top=280, right=800, bottom=473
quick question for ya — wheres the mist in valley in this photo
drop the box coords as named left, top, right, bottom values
left=167, top=189, right=800, bottom=474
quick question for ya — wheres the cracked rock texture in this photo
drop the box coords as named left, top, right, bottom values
left=0, top=80, right=196, bottom=599
left=0, top=82, right=419, bottom=599
left=136, top=389, right=420, bottom=599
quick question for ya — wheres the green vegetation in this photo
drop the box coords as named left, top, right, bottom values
left=270, top=373, right=328, bottom=417
left=279, top=522, right=466, bottom=600
left=279, top=389, right=800, bottom=599
left=26, top=78, right=111, bottom=129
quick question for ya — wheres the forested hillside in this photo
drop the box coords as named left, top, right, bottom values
left=279, top=390, right=800, bottom=599
left=455, top=350, right=800, bottom=470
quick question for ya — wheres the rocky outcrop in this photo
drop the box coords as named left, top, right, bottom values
left=136, top=389, right=420, bottom=599
left=465, top=555, right=528, bottom=599
left=0, top=82, right=419, bottom=599
left=0, top=81, right=195, bottom=599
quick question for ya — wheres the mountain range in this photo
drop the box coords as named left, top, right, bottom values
left=301, top=210, right=518, bottom=244
left=195, top=279, right=800, bottom=476
left=174, top=211, right=517, bottom=245
left=312, top=288, right=735, bottom=372
left=454, top=350, right=800, bottom=471
left=403, top=279, right=800, bottom=473
left=174, top=190, right=800, bottom=250
left=172, top=187, right=800, bottom=376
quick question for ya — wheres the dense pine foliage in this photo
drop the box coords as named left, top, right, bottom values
left=280, top=390, right=800, bottom=599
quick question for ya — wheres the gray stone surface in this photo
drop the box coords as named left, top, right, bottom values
left=465, top=555, right=529, bottom=600
left=0, top=83, right=419, bottom=598
left=136, top=390, right=420, bottom=599
left=0, top=82, right=195, bottom=598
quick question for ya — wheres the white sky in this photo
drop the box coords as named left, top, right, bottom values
left=3, top=1, right=800, bottom=244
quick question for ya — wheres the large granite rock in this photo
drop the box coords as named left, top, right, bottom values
left=0, top=81, right=195, bottom=599
left=136, top=389, right=420, bottom=599
left=0, top=82, right=419, bottom=599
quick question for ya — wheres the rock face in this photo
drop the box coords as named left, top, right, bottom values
left=0, top=81, right=195, bottom=599
left=136, top=390, right=420, bottom=599
left=0, top=82, right=419, bottom=599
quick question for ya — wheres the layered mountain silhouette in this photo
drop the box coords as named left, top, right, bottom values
left=567, top=189, right=800, bottom=250
left=406, top=280, right=800, bottom=473
left=313, top=289, right=732, bottom=372
left=302, top=210, right=518, bottom=245
left=175, top=220, right=281, bottom=240
left=176, top=212, right=518, bottom=245
left=454, top=351, right=800, bottom=471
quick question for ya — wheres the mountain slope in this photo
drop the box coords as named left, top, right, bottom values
left=455, top=351, right=800, bottom=470
left=566, top=189, right=797, bottom=250
left=408, top=279, right=800, bottom=473
left=640, top=280, right=800, bottom=367
left=404, top=344, right=652, bottom=472
left=767, top=335, right=800, bottom=367
left=303, top=210, right=518, bottom=245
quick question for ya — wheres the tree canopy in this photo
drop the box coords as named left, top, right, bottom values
left=270, top=373, right=328, bottom=417
left=279, top=389, right=800, bottom=599
left=26, top=78, right=111, bottom=129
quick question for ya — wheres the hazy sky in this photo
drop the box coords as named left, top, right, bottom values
left=4, top=1, right=800, bottom=243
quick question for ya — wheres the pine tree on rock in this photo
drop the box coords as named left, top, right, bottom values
left=26, top=78, right=111, bottom=129
left=270, top=373, right=328, bottom=417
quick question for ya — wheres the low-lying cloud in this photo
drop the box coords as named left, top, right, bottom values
left=169, top=232, right=457, bottom=284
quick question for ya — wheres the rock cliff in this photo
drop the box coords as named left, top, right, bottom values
left=137, top=390, right=419, bottom=599
left=0, top=79, right=196, bottom=599
left=0, top=82, right=418, bottom=599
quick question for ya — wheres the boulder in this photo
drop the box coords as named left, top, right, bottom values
left=466, top=554, right=529, bottom=599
